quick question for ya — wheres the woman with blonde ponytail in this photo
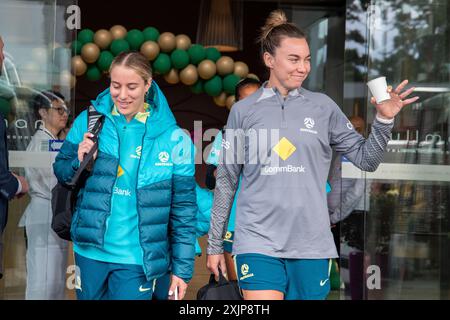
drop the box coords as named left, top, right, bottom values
left=54, top=52, right=197, bottom=300
left=207, top=9, right=418, bottom=300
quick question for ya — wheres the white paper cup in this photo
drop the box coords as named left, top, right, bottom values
left=367, top=76, right=391, bottom=104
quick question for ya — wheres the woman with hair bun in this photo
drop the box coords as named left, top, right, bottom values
left=207, top=9, right=418, bottom=300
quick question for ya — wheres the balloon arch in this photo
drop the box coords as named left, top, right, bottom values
left=71, top=25, right=259, bottom=109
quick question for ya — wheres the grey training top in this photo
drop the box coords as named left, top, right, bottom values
left=207, top=85, right=394, bottom=259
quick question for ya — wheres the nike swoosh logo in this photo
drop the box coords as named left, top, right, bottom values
left=139, top=285, right=152, bottom=292
left=320, top=279, right=329, bottom=286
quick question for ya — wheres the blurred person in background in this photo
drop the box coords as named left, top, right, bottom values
left=19, top=90, right=69, bottom=299
left=0, top=35, right=29, bottom=280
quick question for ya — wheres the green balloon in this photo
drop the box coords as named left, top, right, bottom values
left=143, top=27, right=160, bottom=42
left=205, top=47, right=221, bottom=62
left=86, top=65, right=101, bottom=81
left=71, top=40, right=82, bottom=55
left=204, top=75, right=223, bottom=97
left=97, top=51, right=114, bottom=72
left=188, top=44, right=206, bottom=65
left=126, top=29, right=144, bottom=51
left=78, top=29, right=94, bottom=45
left=110, top=39, right=130, bottom=56
left=170, top=49, right=190, bottom=70
left=223, top=74, right=240, bottom=95
left=190, top=80, right=204, bottom=94
left=0, top=97, right=11, bottom=118
left=153, top=53, right=171, bottom=74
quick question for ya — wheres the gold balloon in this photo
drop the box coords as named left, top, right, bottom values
left=179, top=64, right=198, bottom=85
left=213, top=92, right=227, bottom=107
left=81, top=43, right=100, bottom=64
left=216, top=56, right=234, bottom=76
left=234, top=61, right=249, bottom=78
left=110, top=25, right=127, bottom=39
left=94, top=29, right=113, bottom=49
left=164, top=68, right=180, bottom=84
left=198, top=59, right=216, bottom=80
left=247, top=73, right=260, bottom=81
left=158, top=32, right=176, bottom=53
left=226, top=95, right=236, bottom=110
left=71, top=55, right=87, bottom=76
left=140, top=41, right=160, bottom=61
left=175, top=34, right=191, bottom=50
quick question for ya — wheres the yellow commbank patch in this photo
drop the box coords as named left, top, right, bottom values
left=272, top=137, right=296, bottom=161
left=117, top=165, right=124, bottom=177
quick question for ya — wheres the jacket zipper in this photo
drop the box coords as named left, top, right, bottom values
left=135, top=122, right=148, bottom=277
left=105, top=118, right=120, bottom=247
left=106, top=117, right=151, bottom=277
left=274, top=89, right=288, bottom=129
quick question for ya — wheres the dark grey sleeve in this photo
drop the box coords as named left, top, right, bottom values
left=207, top=107, right=243, bottom=255
left=330, top=105, right=394, bottom=172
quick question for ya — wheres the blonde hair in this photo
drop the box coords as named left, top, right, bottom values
left=258, top=9, right=306, bottom=58
left=109, top=51, right=152, bottom=83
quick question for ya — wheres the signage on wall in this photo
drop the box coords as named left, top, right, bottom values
left=342, top=162, right=450, bottom=182
left=9, top=151, right=57, bottom=168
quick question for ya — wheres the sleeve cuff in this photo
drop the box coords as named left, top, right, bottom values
left=375, top=114, right=395, bottom=124
left=207, top=247, right=224, bottom=255
left=15, top=177, right=22, bottom=195
left=71, top=158, right=80, bottom=171
left=206, top=239, right=223, bottom=255
left=330, top=212, right=339, bottom=224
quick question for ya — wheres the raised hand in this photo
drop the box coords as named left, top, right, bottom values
left=370, top=79, right=419, bottom=120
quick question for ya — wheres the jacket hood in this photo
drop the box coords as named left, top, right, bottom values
left=91, top=81, right=177, bottom=138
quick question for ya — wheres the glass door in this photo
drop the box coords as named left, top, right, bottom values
left=342, top=0, right=450, bottom=300
left=0, top=0, right=76, bottom=299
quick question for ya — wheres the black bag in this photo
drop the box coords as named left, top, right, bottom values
left=51, top=106, right=104, bottom=241
left=197, top=269, right=243, bottom=300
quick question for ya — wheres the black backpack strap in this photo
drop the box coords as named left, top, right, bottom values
left=68, top=106, right=104, bottom=186
left=88, top=105, right=103, bottom=132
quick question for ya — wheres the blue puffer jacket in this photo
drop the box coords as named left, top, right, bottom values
left=53, top=82, right=197, bottom=282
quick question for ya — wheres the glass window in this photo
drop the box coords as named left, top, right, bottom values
left=0, top=0, right=76, bottom=299
left=342, top=0, right=450, bottom=300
